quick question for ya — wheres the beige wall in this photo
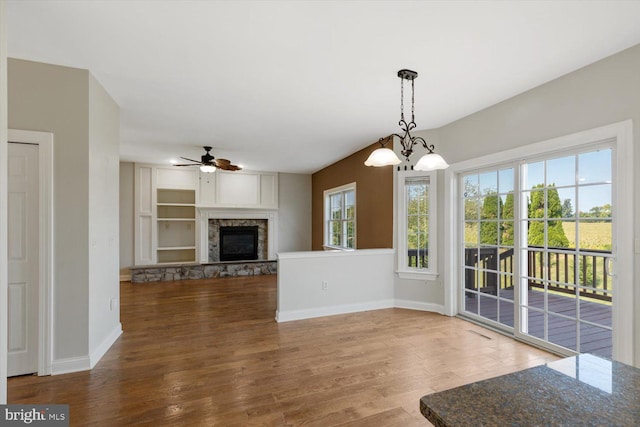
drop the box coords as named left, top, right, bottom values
left=119, top=162, right=135, bottom=269
left=9, top=58, right=90, bottom=360
left=392, top=129, right=446, bottom=304
left=88, top=73, right=120, bottom=355
left=312, top=141, right=394, bottom=250
left=8, top=58, right=120, bottom=367
left=0, top=0, right=8, bottom=402
left=278, top=173, right=312, bottom=253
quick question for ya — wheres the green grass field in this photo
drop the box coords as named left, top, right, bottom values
left=464, top=222, right=611, bottom=251
left=562, top=222, right=611, bottom=251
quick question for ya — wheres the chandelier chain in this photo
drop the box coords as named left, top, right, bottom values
left=400, top=77, right=405, bottom=123
left=366, top=69, right=448, bottom=170
left=411, top=78, right=415, bottom=123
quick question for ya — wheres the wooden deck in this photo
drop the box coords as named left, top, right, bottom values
left=465, top=288, right=612, bottom=358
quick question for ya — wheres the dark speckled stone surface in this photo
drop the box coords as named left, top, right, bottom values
left=420, top=354, right=640, bottom=427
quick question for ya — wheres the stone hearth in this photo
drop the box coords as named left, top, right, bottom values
left=131, top=261, right=277, bottom=283
left=130, top=209, right=279, bottom=283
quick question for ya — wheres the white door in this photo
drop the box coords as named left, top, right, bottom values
left=8, top=142, right=39, bottom=376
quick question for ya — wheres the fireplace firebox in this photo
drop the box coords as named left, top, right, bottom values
left=219, top=226, right=259, bottom=261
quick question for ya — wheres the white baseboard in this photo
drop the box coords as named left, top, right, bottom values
left=51, top=356, right=91, bottom=375
left=276, top=299, right=395, bottom=322
left=394, top=299, right=445, bottom=315
left=51, top=324, right=123, bottom=375
left=90, top=323, right=123, bottom=368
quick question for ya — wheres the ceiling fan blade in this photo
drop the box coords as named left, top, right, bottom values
left=214, top=158, right=242, bottom=171
left=174, top=163, right=198, bottom=167
left=179, top=157, right=202, bottom=164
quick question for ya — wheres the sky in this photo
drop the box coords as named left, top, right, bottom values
left=467, top=148, right=612, bottom=214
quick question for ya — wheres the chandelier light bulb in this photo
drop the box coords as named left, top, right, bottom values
left=414, top=153, right=449, bottom=171
left=364, top=147, right=401, bottom=167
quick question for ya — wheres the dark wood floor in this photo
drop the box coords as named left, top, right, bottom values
left=9, top=275, right=557, bottom=426
left=466, top=288, right=612, bottom=358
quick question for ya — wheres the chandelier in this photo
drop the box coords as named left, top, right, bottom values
left=365, top=69, right=449, bottom=170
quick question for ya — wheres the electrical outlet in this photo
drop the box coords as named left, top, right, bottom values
left=322, top=281, right=328, bottom=290
left=110, top=298, right=118, bottom=311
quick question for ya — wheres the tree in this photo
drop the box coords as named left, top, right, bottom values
left=527, top=184, right=569, bottom=248
left=480, top=192, right=501, bottom=245
left=464, top=179, right=480, bottom=220
left=561, top=199, right=573, bottom=218
left=501, top=193, right=514, bottom=246
left=407, top=182, right=429, bottom=254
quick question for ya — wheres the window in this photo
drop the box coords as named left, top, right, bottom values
left=324, top=183, right=356, bottom=249
left=397, top=171, right=437, bottom=279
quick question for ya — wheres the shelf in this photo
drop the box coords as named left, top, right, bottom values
left=157, top=248, right=196, bottom=263
left=157, top=218, right=196, bottom=222
left=157, top=246, right=196, bottom=251
left=157, top=204, right=196, bottom=219
left=157, top=221, right=196, bottom=247
left=157, top=203, right=195, bottom=206
left=157, top=189, right=195, bottom=204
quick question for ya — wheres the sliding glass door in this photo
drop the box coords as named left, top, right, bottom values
left=460, top=144, right=614, bottom=358
left=463, top=167, right=516, bottom=328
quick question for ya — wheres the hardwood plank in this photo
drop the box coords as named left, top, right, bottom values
left=8, top=275, right=557, bottom=426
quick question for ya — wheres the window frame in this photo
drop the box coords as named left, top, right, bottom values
left=323, top=182, right=356, bottom=250
left=397, top=170, right=438, bottom=280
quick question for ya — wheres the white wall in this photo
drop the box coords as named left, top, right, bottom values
left=276, top=249, right=395, bottom=322
left=119, top=162, right=134, bottom=269
left=396, top=44, right=640, bottom=364
left=278, top=173, right=312, bottom=252
left=88, top=74, right=122, bottom=365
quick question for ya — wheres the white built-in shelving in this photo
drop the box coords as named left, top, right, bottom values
left=156, top=189, right=196, bottom=264
left=134, top=163, right=278, bottom=266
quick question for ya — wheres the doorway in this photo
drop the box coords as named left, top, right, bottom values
left=6, top=130, right=53, bottom=376
left=8, top=142, right=39, bottom=376
left=460, top=145, right=614, bottom=357
left=447, top=121, right=633, bottom=364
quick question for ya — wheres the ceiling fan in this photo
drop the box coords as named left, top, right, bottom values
left=175, top=146, right=241, bottom=172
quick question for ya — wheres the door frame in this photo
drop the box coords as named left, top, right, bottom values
left=444, top=120, right=634, bottom=365
left=8, top=129, right=53, bottom=376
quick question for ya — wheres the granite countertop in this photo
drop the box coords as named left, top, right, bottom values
left=420, top=354, right=640, bottom=426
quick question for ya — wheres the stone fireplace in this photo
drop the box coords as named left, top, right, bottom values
left=208, top=219, right=267, bottom=262
left=198, top=209, right=277, bottom=264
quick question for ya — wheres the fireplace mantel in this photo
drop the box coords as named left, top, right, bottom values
left=197, top=208, right=278, bottom=263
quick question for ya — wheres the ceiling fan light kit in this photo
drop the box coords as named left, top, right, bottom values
left=365, top=69, right=449, bottom=171
left=175, top=146, right=241, bottom=173
left=199, top=164, right=216, bottom=173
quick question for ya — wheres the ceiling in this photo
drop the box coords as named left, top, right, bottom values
left=6, top=1, right=640, bottom=174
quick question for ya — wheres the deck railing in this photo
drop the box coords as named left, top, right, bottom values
left=407, top=249, right=428, bottom=268
left=463, top=246, right=612, bottom=303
